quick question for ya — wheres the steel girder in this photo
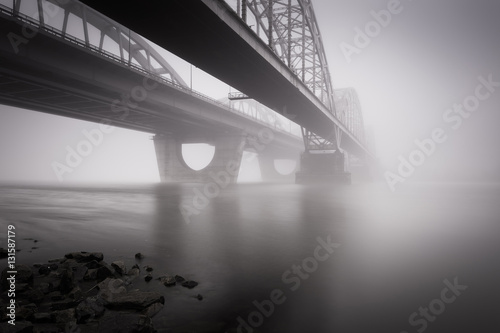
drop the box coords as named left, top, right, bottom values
left=4, top=0, right=187, bottom=86
left=334, top=88, right=365, bottom=144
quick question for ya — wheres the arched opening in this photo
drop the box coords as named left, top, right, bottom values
left=274, top=159, right=297, bottom=176
left=181, top=143, right=215, bottom=171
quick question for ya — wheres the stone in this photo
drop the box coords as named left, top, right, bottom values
left=38, top=265, right=51, bottom=275
left=48, top=291, right=64, bottom=301
left=174, top=275, right=186, bottom=283
left=96, top=264, right=114, bottom=281
left=85, top=260, right=101, bottom=269
left=52, top=308, right=76, bottom=324
left=0, top=320, right=34, bottom=333
left=73, top=265, right=88, bottom=281
left=51, top=298, right=80, bottom=311
left=68, top=286, right=83, bottom=301
left=181, top=280, right=198, bottom=289
left=143, top=302, right=164, bottom=318
left=64, top=251, right=103, bottom=263
left=105, top=291, right=164, bottom=310
left=97, top=278, right=126, bottom=301
left=144, top=265, right=153, bottom=272
left=196, top=294, right=203, bottom=301
left=160, top=276, right=176, bottom=287
left=49, top=263, right=58, bottom=271
left=134, top=252, right=144, bottom=260
left=76, top=296, right=106, bottom=323
left=111, top=261, right=126, bottom=275
left=144, top=273, right=153, bottom=282
left=16, top=304, right=37, bottom=320
left=32, top=312, right=53, bottom=323
left=59, top=269, right=75, bottom=294
left=38, top=282, right=50, bottom=294
left=84, top=268, right=98, bottom=281
left=98, top=312, right=154, bottom=333
left=25, top=288, right=44, bottom=303
left=2, top=264, right=33, bottom=290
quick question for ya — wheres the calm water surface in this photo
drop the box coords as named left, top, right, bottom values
left=0, top=182, right=499, bottom=332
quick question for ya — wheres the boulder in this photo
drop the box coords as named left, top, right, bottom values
left=181, top=280, right=198, bottom=289
left=76, top=296, right=106, bottom=323
left=111, top=261, right=126, bottom=275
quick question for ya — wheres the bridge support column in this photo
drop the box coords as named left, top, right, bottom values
left=295, top=150, right=351, bottom=184
left=258, top=153, right=298, bottom=183
left=153, top=133, right=246, bottom=183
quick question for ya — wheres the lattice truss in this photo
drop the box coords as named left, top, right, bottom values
left=226, top=0, right=359, bottom=151
left=2, top=0, right=187, bottom=86
left=334, top=88, right=365, bottom=144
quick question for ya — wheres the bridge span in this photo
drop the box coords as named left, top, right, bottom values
left=0, top=0, right=305, bottom=183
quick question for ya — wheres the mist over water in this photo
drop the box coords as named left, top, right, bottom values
left=1, top=182, right=498, bottom=331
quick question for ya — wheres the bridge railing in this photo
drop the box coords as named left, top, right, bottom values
left=0, top=2, right=301, bottom=139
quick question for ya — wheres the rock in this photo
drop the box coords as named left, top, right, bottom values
left=73, top=265, right=88, bottom=281
left=97, top=278, right=126, bottom=301
left=85, top=260, right=101, bottom=269
left=111, top=261, right=126, bottom=275
left=0, top=247, right=7, bottom=259
left=38, top=265, right=51, bottom=275
left=181, top=280, right=199, bottom=289
left=49, top=263, right=58, bottom=271
left=32, top=312, right=53, bottom=323
left=2, top=265, right=33, bottom=290
left=25, top=288, right=44, bottom=303
left=48, top=291, right=64, bottom=301
left=38, top=282, right=50, bottom=294
left=16, top=304, right=37, bottom=320
left=52, top=308, right=76, bottom=324
left=84, top=268, right=98, bottom=281
left=68, top=286, right=83, bottom=301
left=48, top=258, right=63, bottom=263
left=144, top=273, right=153, bottom=282
left=33, top=263, right=43, bottom=268
left=127, top=267, right=140, bottom=277
left=195, top=294, right=203, bottom=301
left=160, top=275, right=176, bottom=287
left=174, top=275, right=186, bottom=283
left=64, top=251, right=103, bottom=263
left=51, top=298, right=80, bottom=311
left=96, top=264, right=114, bottom=281
left=144, top=265, right=153, bottom=272
left=0, top=320, right=34, bottom=333
left=105, top=291, right=164, bottom=310
left=134, top=252, right=144, bottom=260
left=76, top=296, right=106, bottom=323
left=59, top=269, right=75, bottom=294
left=98, top=312, right=154, bottom=333
left=143, top=302, right=164, bottom=318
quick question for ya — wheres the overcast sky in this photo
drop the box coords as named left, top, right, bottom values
left=1, top=0, right=499, bottom=184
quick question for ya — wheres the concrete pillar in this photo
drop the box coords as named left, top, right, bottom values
left=153, top=133, right=246, bottom=183
left=258, top=153, right=297, bottom=183
left=295, top=150, right=351, bottom=184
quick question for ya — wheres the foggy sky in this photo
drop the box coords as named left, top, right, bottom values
left=1, top=0, right=499, bottom=184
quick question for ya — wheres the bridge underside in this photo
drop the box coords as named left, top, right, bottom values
left=80, top=0, right=369, bottom=159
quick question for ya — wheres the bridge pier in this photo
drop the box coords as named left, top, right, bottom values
left=258, top=152, right=298, bottom=183
left=295, top=150, right=351, bottom=184
left=153, top=133, right=246, bottom=183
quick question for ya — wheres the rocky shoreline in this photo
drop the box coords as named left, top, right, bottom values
left=0, top=251, right=200, bottom=332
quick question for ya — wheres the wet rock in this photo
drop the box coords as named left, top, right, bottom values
left=181, top=280, right=199, bottom=289
left=64, top=251, right=103, bottom=263
left=59, top=269, right=75, bottom=294
left=144, top=265, right=153, bottom=272
left=25, top=288, right=44, bottom=303
left=98, top=312, right=154, bottom=333
left=134, top=252, right=144, bottom=260
left=160, top=275, right=176, bottom=287
left=16, top=283, right=30, bottom=293
left=51, top=298, right=80, bottom=311
left=127, top=267, right=140, bottom=277
left=84, top=268, right=98, bottom=281
left=48, top=258, right=63, bottom=263
left=2, top=265, right=33, bottom=290
left=38, top=265, right=51, bottom=275
left=49, top=263, right=58, bottom=271
left=0, top=320, right=34, bottom=333
left=85, top=260, right=101, bottom=269
left=111, top=261, right=126, bottom=275
left=76, top=296, right=106, bottom=324
left=73, top=265, right=88, bottom=281
left=174, top=275, right=186, bottom=283
left=195, top=294, right=203, bottom=301
left=37, top=282, right=50, bottom=294
left=52, top=308, right=76, bottom=324
left=68, top=286, right=83, bottom=301
left=97, top=278, right=126, bottom=301
left=144, top=273, right=153, bottom=282
left=143, top=302, right=164, bottom=318
left=17, top=304, right=37, bottom=320
left=96, top=264, right=114, bottom=281
left=104, top=291, right=164, bottom=310
left=32, top=312, right=53, bottom=323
